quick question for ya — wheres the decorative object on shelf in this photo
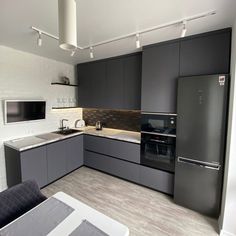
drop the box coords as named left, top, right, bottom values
left=31, top=10, right=216, bottom=59
left=52, top=97, right=78, bottom=109
left=60, top=76, right=70, bottom=85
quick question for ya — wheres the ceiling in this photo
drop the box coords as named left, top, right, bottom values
left=0, top=0, right=236, bottom=65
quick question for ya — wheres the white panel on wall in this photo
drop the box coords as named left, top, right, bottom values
left=0, top=46, right=82, bottom=190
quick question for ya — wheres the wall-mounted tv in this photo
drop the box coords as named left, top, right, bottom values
left=4, top=100, right=46, bottom=124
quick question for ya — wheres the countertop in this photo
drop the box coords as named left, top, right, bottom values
left=4, top=126, right=141, bottom=152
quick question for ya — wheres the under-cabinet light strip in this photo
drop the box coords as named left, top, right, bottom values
left=31, top=10, right=216, bottom=51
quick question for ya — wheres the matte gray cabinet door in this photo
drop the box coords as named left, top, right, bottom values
left=84, top=135, right=140, bottom=164
left=47, top=141, right=67, bottom=183
left=84, top=150, right=139, bottom=183
left=180, top=30, right=231, bottom=76
left=20, top=146, right=48, bottom=188
left=77, top=63, right=92, bottom=108
left=84, top=151, right=111, bottom=173
left=109, top=157, right=140, bottom=183
left=141, top=42, right=180, bottom=113
left=106, top=58, right=124, bottom=109
left=139, top=165, right=174, bottom=195
left=123, top=54, right=142, bottom=110
left=77, top=61, right=106, bottom=108
left=65, top=135, right=84, bottom=173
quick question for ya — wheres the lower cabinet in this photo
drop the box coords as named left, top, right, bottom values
left=139, top=165, right=174, bottom=195
left=5, top=133, right=173, bottom=195
left=21, top=146, right=48, bottom=188
left=84, top=135, right=174, bottom=195
left=5, top=135, right=84, bottom=188
left=84, top=135, right=140, bottom=164
left=84, top=151, right=140, bottom=183
left=47, top=141, right=67, bottom=183
left=65, top=135, right=84, bottom=172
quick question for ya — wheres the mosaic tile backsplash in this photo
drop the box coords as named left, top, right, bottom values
left=83, top=108, right=141, bottom=132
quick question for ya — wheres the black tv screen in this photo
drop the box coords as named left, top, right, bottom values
left=5, top=100, right=46, bottom=123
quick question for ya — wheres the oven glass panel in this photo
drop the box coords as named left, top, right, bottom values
left=141, top=134, right=175, bottom=172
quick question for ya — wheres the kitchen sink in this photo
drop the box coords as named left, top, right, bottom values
left=53, top=129, right=82, bottom=135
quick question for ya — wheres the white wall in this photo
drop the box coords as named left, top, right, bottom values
left=0, top=46, right=82, bottom=191
left=220, top=19, right=236, bottom=236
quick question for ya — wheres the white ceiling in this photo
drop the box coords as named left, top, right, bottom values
left=0, top=0, right=236, bottom=65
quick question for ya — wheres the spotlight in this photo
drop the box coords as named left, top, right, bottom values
left=181, top=20, right=187, bottom=38
left=136, top=33, right=141, bottom=49
left=90, top=47, right=94, bottom=59
left=37, top=32, right=42, bottom=46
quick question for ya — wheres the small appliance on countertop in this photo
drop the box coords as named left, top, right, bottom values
left=74, top=119, right=86, bottom=128
left=95, top=121, right=103, bottom=130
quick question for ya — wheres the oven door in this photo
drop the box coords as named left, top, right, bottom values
left=141, top=133, right=176, bottom=173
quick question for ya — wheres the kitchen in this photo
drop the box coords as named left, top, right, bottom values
left=0, top=1, right=236, bottom=236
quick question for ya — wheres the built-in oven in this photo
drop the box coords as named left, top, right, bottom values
left=141, top=113, right=176, bottom=173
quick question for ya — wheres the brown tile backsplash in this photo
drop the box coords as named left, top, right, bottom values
left=83, top=108, right=141, bottom=132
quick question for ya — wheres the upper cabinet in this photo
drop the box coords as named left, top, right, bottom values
left=77, top=53, right=142, bottom=110
left=141, top=28, right=231, bottom=113
left=179, top=29, right=231, bottom=76
left=77, top=61, right=106, bottom=109
left=106, top=58, right=124, bottom=109
left=141, top=42, right=180, bottom=113
left=77, top=28, right=231, bottom=113
left=123, top=54, right=142, bottom=110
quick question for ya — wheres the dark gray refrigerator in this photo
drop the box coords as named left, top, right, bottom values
left=174, top=74, right=229, bottom=217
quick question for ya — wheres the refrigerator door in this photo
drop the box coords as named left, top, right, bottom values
left=174, top=157, right=222, bottom=217
left=176, top=74, right=228, bottom=164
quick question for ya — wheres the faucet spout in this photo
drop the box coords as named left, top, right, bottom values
left=60, top=119, right=68, bottom=130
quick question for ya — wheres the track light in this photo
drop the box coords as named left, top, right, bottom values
left=136, top=34, right=141, bottom=49
left=37, top=32, right=42, bottom=46
left=89, top=47, right=94, bottom=59
left=181, top=20, right=187, bottom=38
left=70, top=50, right=75, bottom=57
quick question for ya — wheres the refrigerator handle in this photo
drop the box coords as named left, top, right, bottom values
left=177, top=157, right=221, bottom=171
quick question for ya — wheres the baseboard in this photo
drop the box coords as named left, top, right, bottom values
left=220, top=229, right=236, bottom=236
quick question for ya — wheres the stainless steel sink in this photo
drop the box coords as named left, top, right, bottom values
left=53, top=129, right=82, bottom=135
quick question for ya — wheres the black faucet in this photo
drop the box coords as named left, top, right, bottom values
left=60, top=119, right=68, bottom=131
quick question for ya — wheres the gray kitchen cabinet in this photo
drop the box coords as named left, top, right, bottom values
left=106, top=58, right=124, bottom=109
left=5, top=146, right=48, bottom=188
left=77, top=53, right=142, bottom=110
left=77, top=61, right=106, bottom=108
left=84, top=135, right=140, bottom=164
left=65, top=135, right=84, bottom=173
left=109, top=157, right=140, bottom=183
left=139, top=165, right=174, bottom=195
left=141, top=41, right=180, bottom=113
left=20, top=147, right=48, bottom=188
left=84, top=150, right=139, bottom=183
left=47, top=141, right=67, bottom=183
left=179, top=29, right=231, bottom=76
left=5, top=135, right=84, bottom=188
left=84, top=151, right=111, bottom=173
left=123, top=54, right=142, bottom=110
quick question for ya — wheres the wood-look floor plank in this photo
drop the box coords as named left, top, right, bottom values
left=42, top=167, right=218, bottom=236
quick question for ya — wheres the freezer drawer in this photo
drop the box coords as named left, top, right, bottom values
left=174, top=157, right=223, bottom=217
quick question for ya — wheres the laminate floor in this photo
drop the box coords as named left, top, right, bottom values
left=42, top=167, right=218, bottom=236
